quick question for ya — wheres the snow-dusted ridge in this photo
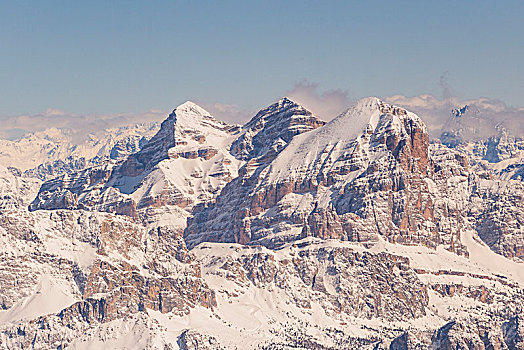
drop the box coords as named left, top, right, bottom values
left=267, top=96, right=426, bottom=183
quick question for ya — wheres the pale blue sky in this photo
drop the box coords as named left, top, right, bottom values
left=0, top=0, right=522, bottom=116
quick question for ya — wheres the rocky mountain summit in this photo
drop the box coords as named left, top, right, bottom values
left=0, top=97, right=523, bottom=349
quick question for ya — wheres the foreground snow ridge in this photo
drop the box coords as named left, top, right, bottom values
left=0, top=97, right=523, bottom=349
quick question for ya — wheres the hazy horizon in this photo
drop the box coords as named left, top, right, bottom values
left=1, top=0, right=523, bottom=118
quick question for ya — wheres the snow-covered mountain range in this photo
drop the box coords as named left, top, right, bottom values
left=0, top=97, right=522, bottom=349
left=0, top=122, right=160, bottom=180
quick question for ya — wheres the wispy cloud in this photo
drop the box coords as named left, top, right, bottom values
left=196, top=101, right=254, bottom=125
left=2, top=83, right=521, bottom=145
left=384, top=71, right=524, bottom=139
left=197, top=80, right=351, bottom=124
left=384, top=94, right=524, bottom=139
left=285, top=80, right=351, bottom=121
left=439, top=71, right=454, bottom=101
left=197, top=81, right=353, bottom=125
left=0, top=109, right=167, bottom=141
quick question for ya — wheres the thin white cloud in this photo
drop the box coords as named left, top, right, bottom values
left=439, top=71, right=454, bottom=101
left=384, top=94, right=524, bottom=140
left=0, top=109, right=167, bottom=141
left=198, top=81, right=352, bottom=124
left=2, top=87, right=521, bottom=145
left=196, top=101, right=254, bottom=125
left=285, top=80, right=351, bottom=121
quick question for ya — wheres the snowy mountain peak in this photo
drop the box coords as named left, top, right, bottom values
left=276, top=96, right=301, bottom=107
left=452, top=104, right=471, bottom=118
left=350, top=96, right=411, bottom=116
left=167, top=100, right=235, bottom=137
left=174, top=101, right=211, bottom=117
left=353, top=96, right=382, bottom=108
left=230, top=98, right=325, bottom=160
left=243, top=97, right=317, bottom=129
left=318, top=97, right=417, bottom=142
left=264, top=96, right=429, bottom=186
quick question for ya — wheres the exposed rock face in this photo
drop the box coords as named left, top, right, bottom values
left=503, top=315, right=524, bottom=350
left=389, top=332, right=410, bottom=350
left=82, top=259, right=216, bottom=318
left=203, top=244, right=428, bottom=321
left=231, top=97, right=325, bottom=161
left=183, top=98, right=524, bottom=265
left=0, top=207, right=216, bottom=349
left=118, top=112, right=177, bottom=177
left=427, top=318, right=524, bottom=350
left=177, top=330, right=225, bottom=350
left=470, top=180, right=524, bottom=261
left=30, top=99, right=326, bottom=233
left=429, top=321, right=484, bottom=350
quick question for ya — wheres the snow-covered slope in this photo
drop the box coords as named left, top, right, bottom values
left=0, top=165, right=41, bottom=210
left=266, top=96, right=425, bottom=182
left=0, top=97, right=523, bottom=349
